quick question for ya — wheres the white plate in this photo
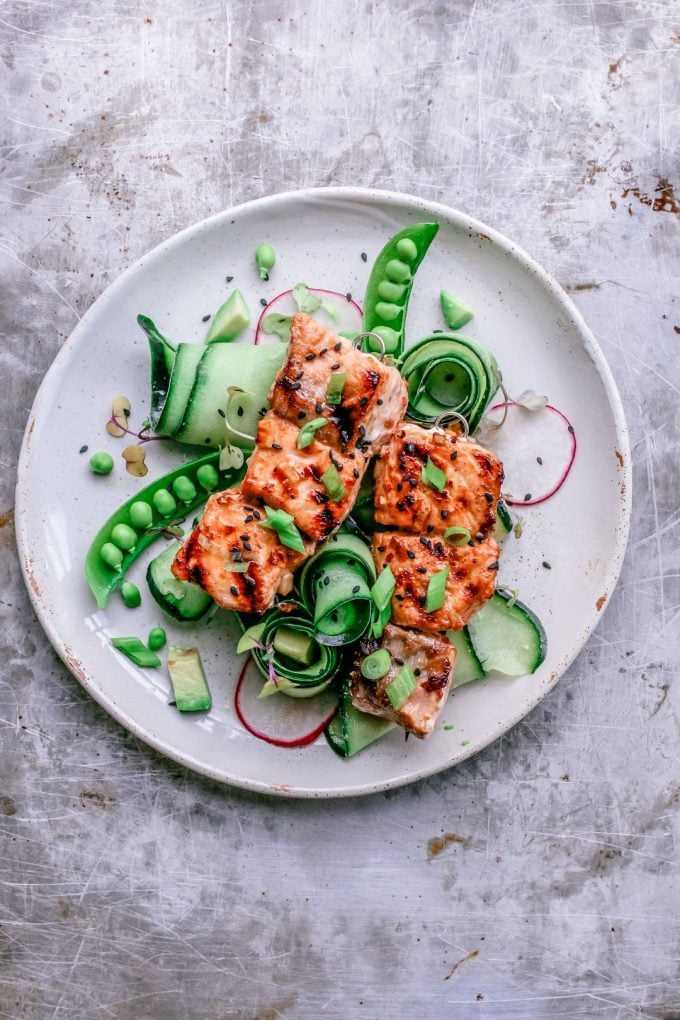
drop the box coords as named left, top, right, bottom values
left=15, top=188, right=631, bottom=798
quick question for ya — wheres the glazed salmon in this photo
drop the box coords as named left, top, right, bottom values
left=350, top=624, right=454, bottom=737
left=268, top=313, right=407, bottom=454
left=371, top=530, right=500, bottom=632
left=373, top=422, right=503, bottom=538
left=242, top=412, right=367, bottom=542
left=172, top=488, right=314, bottom=614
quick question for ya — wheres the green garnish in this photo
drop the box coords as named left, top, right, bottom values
left=261, top=312, right=291, bottom=341
left=361, top=648, right=391, bottom=681
left=111, top=636, right=161, bottom=668
left=272, top=627, right=316, bottom=665
left=293, top=282, right=340, bottom=322
left=236, top=622, right=266, bottom=654
left=256, top=243, right=276, bottom=281
left=386, top=664, right=416, bottom=709
left=325, top=372, right=347, bottom=406
left=321, top=463, right=347, bottom=502
left=443, top=723, right=454, bottom=731
left=443, top=526, right=471, bottom=546
left=259, top=505, right=306, bottom=554
left=224, top=561, right=252, bottom=573
left=371, top=565, right=395, bottom=611
left=440, top=289, right=474, bottom=330
left=421, top=456, right=446, bottom=492
left=425, top=568, right=449, bottom=613
left=297, top=417, right=327, bottom=449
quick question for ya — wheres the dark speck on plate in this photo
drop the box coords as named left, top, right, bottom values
left=202, top=314, right=211, bottom=322
left=79, top=445, right=88, bottom=454
left=360, top=252, right=367, bottom=262
left=260, top=298, right=267, bottom=307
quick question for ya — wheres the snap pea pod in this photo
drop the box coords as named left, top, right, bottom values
left=299, top=531, right=376, bottom=647
left=85, top=451, right=244, bottom=609
left=399, top=332, right=500, bottom=434
left=239, top=601, right=342, bottom=699
left=361, top=222, right=439, bottom=357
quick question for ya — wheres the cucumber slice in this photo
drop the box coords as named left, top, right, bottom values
left=466, top=590, right=547, bottom=676
left=325, top=684, right=396, bottom=758
left=205, top=289, right=250, bottom=343
left=157, top=343, right=204, bottom=437
left=146, top=542, right=213, bottom=622
left=446, top=628, right=484, bottom=687
left=167, top=647, right=212, bottom=711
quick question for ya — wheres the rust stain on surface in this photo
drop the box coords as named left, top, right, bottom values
left=444, top=949, right=479, bottom=980
left=615, top=450, right=624, bottom=468
left=428, top=832, right=466, bottom=857
left=64, top=647, right=86, bottom=683
left=0, top=797, right=17, bottom=816
left=0, top=509, right=14, bottom=529
left=596, top=595, right=607, bottom=611
left=622, top=179, right=680, bottom=215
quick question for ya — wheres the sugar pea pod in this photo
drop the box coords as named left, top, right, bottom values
left=299, top=531, right=376, bottom=646
left=399, top=331, right=500, bottom=433
left=239, top=601, right=342, bottom=699
left=361, top=222, right=439, bottom=357
left=85, top=451, right=244, bottom=609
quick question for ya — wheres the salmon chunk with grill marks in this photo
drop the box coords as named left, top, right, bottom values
left=373, top=422, right=503, bottom=538
left=269, top=313, right=407, bottom=454
left=171, top=488, right=314, bottom=614
left=242, top=412, right=367, bottom=542
left=350, top=624, right=454, bottom=737
left=372, top=530, right=500, bottom=632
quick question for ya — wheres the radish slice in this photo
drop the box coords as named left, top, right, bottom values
left=479, top=402, right=576, bottom=506
left=234, top=659, right=339, bottom=747
left=254, top=288, right=363, bottom=345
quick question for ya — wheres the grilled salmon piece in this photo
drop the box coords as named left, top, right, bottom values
left=372, top=530, right=500, bottom=632
left=350, top=624, right=454, bottom=737
left=242, top=412, right=367, bottom=542
left=373, top=422, right=503, bottom=538
left=269, top=313, right=407, bottom=453
left=172, top=488, right=313, bottom=613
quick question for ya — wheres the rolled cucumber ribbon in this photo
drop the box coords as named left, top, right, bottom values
left=399, top=332, right=500, bottom=434
left=299, top=532, right=377, bottom=647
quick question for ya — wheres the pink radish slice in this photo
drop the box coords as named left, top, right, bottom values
left=254, top=288, right=363, bottom=345
left=234, top=659, right=339, bottom=747
left=480, top=402, right=576, bottom=506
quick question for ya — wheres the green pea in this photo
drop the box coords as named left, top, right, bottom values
left=384, top=259, right=411, bottom=283
left=100, top=542, right=123, bottom=569
left=172, top=475, right=197, bottom=503
left=396, top=237, right=418, bottom=261
left=377, top=280, right=406, bottom=302
left=371, top=326, right=400, bottom=354
left=120, top=582, right=142, bottom=608
left=196, top=464, right=219, bottom=491
left=256, top=243, right=276, bottom=280
left=129, top=501, right=154, bottom=529
left=111, top=523, right=137, bottom=551
left=89, top=452, right=114, bottom=475
left=153, top=490, right=177, bottom=517
left=147, top=627, right=167, bottom=651
left=374, top=302, right=402, bottom=322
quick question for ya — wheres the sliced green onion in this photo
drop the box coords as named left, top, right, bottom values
left=443, top=526, right=472, bottom=546
left=425, top=567, right=449, bottom=613
left=371, top=600, right=391, bottom=639
left=325, top=372, right=347, bottom=406
left=371, top=565, right=395, bottom=611
left=224, top=561, right=251, bottom=573
left=386, top=664, right=416, bottom=709
left=321, top=463, right=347, bottom=502
left=111, top=637, right=161, bottom=668
left=258, top=505, right=306, bottom=553
left=361, top=648, right=391, bottom=681
left=421, top=456, right=447, bottom=492
left=237, top=622, right=266, bottom=654
left=297, top=417, right=327, bottom=449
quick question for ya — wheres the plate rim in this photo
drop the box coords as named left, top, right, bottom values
left=14, top=186, right=632, bottom=798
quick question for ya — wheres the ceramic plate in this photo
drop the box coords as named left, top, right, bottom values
left=15, top=188, right=630, bottom=798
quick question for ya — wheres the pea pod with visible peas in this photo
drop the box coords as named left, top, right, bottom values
left=85, top=450, right=245, bottom=609
left=361, top=223, right=439, bottom=357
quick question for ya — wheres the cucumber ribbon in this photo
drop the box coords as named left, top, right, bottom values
left=399, top=332, right=500, bottom=434
left=299, top=531, right=377, bottom=647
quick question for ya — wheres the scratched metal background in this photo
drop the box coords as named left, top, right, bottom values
left=1, top=1, right=679, bottom=1017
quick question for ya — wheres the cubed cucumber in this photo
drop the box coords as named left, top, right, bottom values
left=167, top=646, right=212, bottom=711
left=205, top=289, right=250, bottom=343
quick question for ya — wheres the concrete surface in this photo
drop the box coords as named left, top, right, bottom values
left=1, top=1, right=679, bottom=1017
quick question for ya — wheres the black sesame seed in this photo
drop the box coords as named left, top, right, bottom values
left=298, top=411, right=306, bottom=420
left=432, top=329, right=443, bottom=334
left=330, top=363, right=341, bottom=371
left=358, top=425, right=366, bottom=437
left=361, top=252, right=367, bottom=262
left=230, top=585, right=239, bottom=596
left=305, top=353, right=316, bottom=362
left=488, top=561, right=500, bottom=570
left=315, top=403, right=323, bottom=414
left=475, top=532, right=484, bottom=542
left=353, top=468, right=360, bottom=479
left=409, top=477, right=417, bottom=488
left=417, top=567, right=427, bottom=574
left=524, top=493, right=532, bottom=502
left=243, top=541, right=252, bottom=551
left=395, top=594, right=404, bottom=601
left=440, top=509, right=449, bottom=519
left=260, top=298, right=267, bottom=307
left=394, top=656, right=405, bottom=666
left=259, top=408, right=267, bottom=417
left=323, top=576, right=331, bottom=586
left=420, top=536, right=431, bottom=547
left=537, top=456, right=543, bottom=465
left=376, top=398, right=384, bottom=406
left=79, top=445, right=88, bottom=454
left=240, top=534, right=250, bottom=541
left=407, top=550, right=416, bottom=559
left=244, top=575, right=255, bottom=590
left=226, top=275, right=233, bottom=283
left=467, top=540, right=475, bottom=547
left=290, top=381, right=302, bottom=391
left=405, top=443, right=415, bottom=454
left=567, top=425, right=575, bottom=435
left=352, top=585, right=360, bottom=594
left=202, top=314, right=211, bottom=322
left=396, top=483, right=402, bottom=492
left=450, top=451, right=458, bottom=461
left=295, top=370, right=304, bottom=380
left=334, top=341, right=342, bottom=351
left=204, top=438, right=211, bottom=444
left=272, top=443, right=282, bottom=451
left=237, top=406, right=244, bottom=417
left=318, top=347, right=328, bottom=356
left=245, top=515, right=254, bottom=523
left=484, top=492, right=493, bottom=502
left=542, top=560, right=552, bottom=569
left=426, top=524, right=434, bottom=534
left=252, top=510, right=261, bottom=520
left=217, top=408, right=226, bottom=418
left=233, top=549, right=242, bottom=562
left=414, top=668, right=422, bottom=676
left=345, top=293, right=352, bottom=303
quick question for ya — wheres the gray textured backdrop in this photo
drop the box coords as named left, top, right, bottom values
left=1, top=1, right=679, bottom=1017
